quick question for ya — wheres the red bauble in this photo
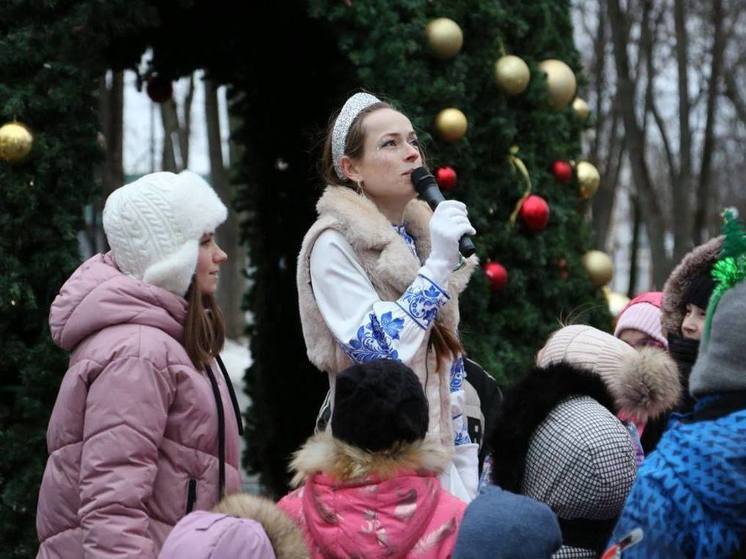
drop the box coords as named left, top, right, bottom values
left=483, top=261, right=508, bottom=291
left=519, top=194, right=550, bottom=232
left=146, top=75, right=173, bottom=103
left=551, top=160, right=573, bottom=183
left=435, top=166, right=458, bottom=191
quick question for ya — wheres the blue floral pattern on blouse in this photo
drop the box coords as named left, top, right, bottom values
left=393, top=224, right=418, bottom=257
left=450, top=356, right=465, bottom=392
left=398, top=275, right=449, bottom=330
left=343, top=311, right=404, bottom=363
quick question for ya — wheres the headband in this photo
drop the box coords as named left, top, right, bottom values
left=332, top=92, right=381, bottom=180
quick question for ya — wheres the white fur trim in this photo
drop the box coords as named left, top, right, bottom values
left=142, top=240, right=198, bottom=296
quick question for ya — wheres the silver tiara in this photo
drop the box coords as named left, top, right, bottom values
left=332, top=92, right=381, bottom=180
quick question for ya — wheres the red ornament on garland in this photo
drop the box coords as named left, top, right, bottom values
left=435, top=165, right=458, bottom=191
left=519, top=194, right=550, bottom=232
left=551, top=160, right=573, bottom=183
left=483, top=261, right=508, bottom=291
left=146, top=75, right=173, bottom=103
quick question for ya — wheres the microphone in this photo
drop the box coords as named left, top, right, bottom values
left=411, top=167, right=476, bottom=258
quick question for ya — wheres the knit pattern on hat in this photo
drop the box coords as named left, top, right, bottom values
left=103, top=170, right=227, bottom=296
left=613, top=292, right=666, bottom=347
left=537, top=325, right=681, bottom=420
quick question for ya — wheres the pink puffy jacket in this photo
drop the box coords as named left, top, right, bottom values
left=36, top=253, right=242, bottom=558
left=278, top=433, right=466, bottom=559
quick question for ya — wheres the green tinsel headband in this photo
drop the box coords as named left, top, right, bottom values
left=702, top=209, right=746, bottom=346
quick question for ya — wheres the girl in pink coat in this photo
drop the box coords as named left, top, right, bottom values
left=36, top=171, right=243, bottom=558
left=278, top=359, right=467, bottom=559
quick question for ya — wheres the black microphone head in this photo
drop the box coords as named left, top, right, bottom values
left=411, top=167, right=435, bottom=195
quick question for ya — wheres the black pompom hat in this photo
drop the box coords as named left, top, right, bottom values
left=331, top=359, right=429, bottom=452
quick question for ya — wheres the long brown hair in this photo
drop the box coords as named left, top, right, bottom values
left=320, top=97, right=462, bottom=371
left=184, top=282, right=226, bottom=369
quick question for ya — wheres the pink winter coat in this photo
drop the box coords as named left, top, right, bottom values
left=36, top=253, right=242, bottom=558
left=278, top=433, right=466, bottom=559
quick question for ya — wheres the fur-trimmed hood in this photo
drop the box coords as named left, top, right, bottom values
left=289, top=431, right=452, bottom=486
left=213, top=494, right=310, bottom=559
left=661, top=236, right=723, bottom=337
left=159, top=493, right=309, bottom=559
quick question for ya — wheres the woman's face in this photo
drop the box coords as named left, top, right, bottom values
left=342, top=108, right=422, bottom=204
left=681, top=303, right=706, bottom=340
left=196, top=232, right=228, bottom=295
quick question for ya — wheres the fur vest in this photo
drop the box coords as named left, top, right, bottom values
left=296, top=186, right=477, bottom=445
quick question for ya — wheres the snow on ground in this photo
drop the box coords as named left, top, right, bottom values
left=220, top=338, right=262, bottom=494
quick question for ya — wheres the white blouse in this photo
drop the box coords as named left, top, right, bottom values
left=309, top=225, right=479, bottom=501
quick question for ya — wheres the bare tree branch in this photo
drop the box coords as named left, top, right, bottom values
left=607, top=0, right=672, bottom=285
left=694, top=0, right=725, bottom=244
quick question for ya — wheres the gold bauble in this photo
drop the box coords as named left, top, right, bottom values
left=494, top=55, right=530, bottom=95
left=0, top=122, right=33, bottom=163
left=582, top=250, right=614, bottom=287
left=572, top=97, right=590, bottom=121
left=538, top=59, right=577, bottom=110
left=576, top=161, right=601, bottom=199
left=434, top=108, right=468, bottom=142
left=426, top=18, right=463, bottom=59
left=605, top=289, right=630, bottom=319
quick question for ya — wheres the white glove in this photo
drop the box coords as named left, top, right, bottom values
left=422, top=200, right=476, bottom=286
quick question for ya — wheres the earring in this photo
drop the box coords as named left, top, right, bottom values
left=355, top=180, right=364, bottom=195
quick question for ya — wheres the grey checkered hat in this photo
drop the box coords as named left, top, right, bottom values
left=522, top=395, right=637, bottom=518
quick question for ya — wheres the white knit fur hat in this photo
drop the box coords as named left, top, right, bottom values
left=536, top=325, right=681, bottom=420
left=103, top=170, right=227, bottom=296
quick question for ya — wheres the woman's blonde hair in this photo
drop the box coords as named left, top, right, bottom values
left=183, top=282, right=225, bottom=368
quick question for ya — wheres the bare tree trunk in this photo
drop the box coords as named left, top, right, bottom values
left=607, top=0, right=671, bottom=286
left=589, top=0, right=619, bottom=250
left=673, top=0, right=693, bottom=259
left=160, top=99, right=179, bottom=172
left=180, top=74, right=195, bottom=170
left=205, top=79, right=245, bottom=339
left=693, top=0, right=725, bottom=245
left=94, top=71, right=124, bottom=253
left=724, top=70, right=746, bottom=125
left=628, top=194, right=641, bottom=297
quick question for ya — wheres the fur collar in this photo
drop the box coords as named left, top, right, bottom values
left=290, top=432, right=452, bottom=487
left=488, top=362, right=616, bottom=493
left=214, top=494, right=309, bottom=559
left=316, top=186, right=477, bottom=297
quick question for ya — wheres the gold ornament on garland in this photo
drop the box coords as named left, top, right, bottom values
left=572, top=97, right=590, bottom=121
left=576, top=161, right=601, bottom=199
left=582, top=250, right=614, bottom=287
left=494, top=55, right=530, bottom=95
left=434, top=108, right=468, bottom=142
left=426, top=18, right=463, bottom=59
left=0, top=122, right=33, bottom=163
left=538, top=59, right=577, bottom=111
left=604, top=287, right=630, bottom=321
